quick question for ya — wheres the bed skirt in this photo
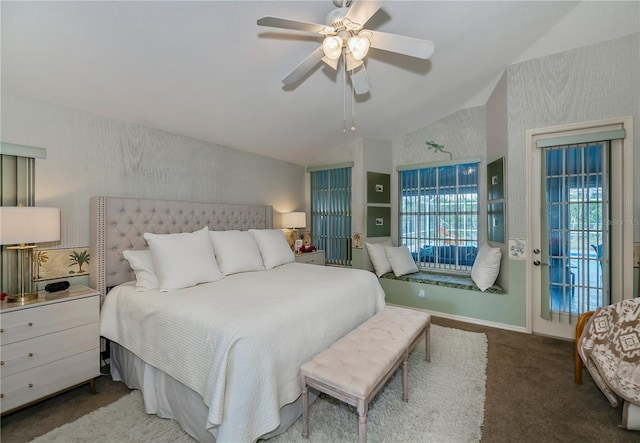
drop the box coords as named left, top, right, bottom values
left=110, top=342, right=314, bottom=442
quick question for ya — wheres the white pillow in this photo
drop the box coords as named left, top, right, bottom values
left=365, top=239, right=393, bottom=277
left=122, top=249, right=159, bottom=291
left=209, top=230, right=265, bottom=275
left=471, top=243, right=502, bottom=291
left=144, top=227, right=223, bottom=291
left=249, top=229, right=294, bottom=269
left=386, top=245, right=419, bottom=277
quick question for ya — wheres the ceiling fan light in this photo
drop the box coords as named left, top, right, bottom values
left=347, top=35, right=370, bottom=60
left=322, top=36, right=343, bottom=60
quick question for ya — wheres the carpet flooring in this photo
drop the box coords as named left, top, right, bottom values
left=22, top=325, right=487, bottom=443
left=1, top=316, right=638, bottom=442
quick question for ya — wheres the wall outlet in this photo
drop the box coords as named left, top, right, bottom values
left=418, top=289, right=426, bottom=298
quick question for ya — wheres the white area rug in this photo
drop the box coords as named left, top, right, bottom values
left=31, top=325, right=487, bottom=443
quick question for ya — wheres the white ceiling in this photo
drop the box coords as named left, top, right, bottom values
left=2, top=1, right=638, bottom=166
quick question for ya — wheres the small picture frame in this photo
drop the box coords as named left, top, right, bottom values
left=487, top=157, right=505, bottom=201
left=487, top=202, right=505, bottom=243
left=294, top=239, right=303, bottom=253
left=367, top=206, right=390, bottom=237
left=367, top=172, right=391, bottom=204
left=34, top=247, right=90, bottom=281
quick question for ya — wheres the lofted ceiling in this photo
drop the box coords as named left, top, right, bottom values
left=2, top=1, right=638, bottom=166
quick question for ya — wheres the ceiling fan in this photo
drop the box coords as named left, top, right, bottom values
left=257, top=0, right=434, bottom=95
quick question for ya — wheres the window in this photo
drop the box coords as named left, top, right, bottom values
left=310, top=166, right=351, bottom=266
left=399, top=162, right=479, bottom=272
left=1, top=144, right=42, bottom=295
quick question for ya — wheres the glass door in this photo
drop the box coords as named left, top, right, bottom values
left=542, top=142, right=609, bottom=320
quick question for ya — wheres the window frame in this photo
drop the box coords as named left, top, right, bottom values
left=309, top=165, right=352, bottom=266
left=398, top=160, right=480, bottom=274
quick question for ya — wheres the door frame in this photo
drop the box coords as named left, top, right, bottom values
left=525, top=116, right=634, bottom=335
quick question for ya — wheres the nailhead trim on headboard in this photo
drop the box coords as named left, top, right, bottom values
left=89, top=196, right=273, bottom=305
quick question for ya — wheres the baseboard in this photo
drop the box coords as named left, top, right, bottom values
left=386, top=303, right=528, bottom=334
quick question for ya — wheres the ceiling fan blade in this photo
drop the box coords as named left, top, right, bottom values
left=369, top=30, right=435, bottom=59
left=282, top=46, right=325, bottom=86
left=345, top=1, right=385, bottom=27
left=350, top=65, right=370, bottom=95
left=257, top=16, right=327, bottom=34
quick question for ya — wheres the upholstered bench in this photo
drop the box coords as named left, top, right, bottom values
left=300, top=306, right=431, bottom=443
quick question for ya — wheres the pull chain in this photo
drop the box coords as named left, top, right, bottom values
left=351, top=68, right=356, bottom=131
left=342, top=53, right=347, bottom=133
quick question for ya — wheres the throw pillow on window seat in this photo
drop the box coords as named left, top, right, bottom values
left=471, top=243, right=502, bottom=291
left=366, top=239, right=393, bottom=277
left=385, top=245, right=419, bottom=277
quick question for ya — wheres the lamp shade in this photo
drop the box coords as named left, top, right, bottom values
left=0, top=206, right=61, bottom=245
left=281, top=212, right=306, bottom=229
left=322, top=36, right=343, bottom=60
left=347, top=35, right=370, bottom=60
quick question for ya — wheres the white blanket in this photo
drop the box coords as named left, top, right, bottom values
left=100, top=263, right=386, bottom=442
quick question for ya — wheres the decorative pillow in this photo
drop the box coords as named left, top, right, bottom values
left=249, top=229, right=294, bottom=269
left=386, top=245, right=419, bottom=277
left=209, top=230, right=265, bottom=275
left=365, top=239, right=393, bottom=277
left=471, top=243, right=502, bottom=291
left=144, top=227, right=223, bottom=291
left=122, top=249, right=159, bottom=291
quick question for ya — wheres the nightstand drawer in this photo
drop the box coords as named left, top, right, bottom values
left=1, top=296, right=99, bottom=345
left=1, top=322, right=99, bottom=377
left=295, top=250, right=325, bottom=265
left=0, top=349, right=99, bottom=414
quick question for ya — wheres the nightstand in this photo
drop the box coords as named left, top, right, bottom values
left=0, top=285, right=100, bottom=415
left=295, top=250, right=325, bottom=265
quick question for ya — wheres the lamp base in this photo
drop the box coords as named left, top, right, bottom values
left=7, top=292, right=39, bottom=303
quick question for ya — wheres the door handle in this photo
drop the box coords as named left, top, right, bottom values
left=533, top=248, right=540, bottom=254
left=533, top=260, right=541, bottom=266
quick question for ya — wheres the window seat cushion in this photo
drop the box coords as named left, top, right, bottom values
left=379, top=271, right=504, bottom=294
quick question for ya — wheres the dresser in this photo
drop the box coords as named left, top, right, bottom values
left=294, top=250, right=325, bottom=265
left=0, top=285, right=100, bottom=415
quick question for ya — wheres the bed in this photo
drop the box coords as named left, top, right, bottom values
left=90, top=196, right=386, bottom=442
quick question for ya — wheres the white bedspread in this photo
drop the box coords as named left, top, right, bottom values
left=100, top=263, right=386, bottom=442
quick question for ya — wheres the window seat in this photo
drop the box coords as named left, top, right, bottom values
left=379, top=271, right=504, bottom=294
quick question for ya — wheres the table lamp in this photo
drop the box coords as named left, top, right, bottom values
left=281, top=212, right=306, bottom=252
left=0, top=206, right=61, bottom=302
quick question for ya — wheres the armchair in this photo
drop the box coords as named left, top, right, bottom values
left=575, top=298, right=640, bottom=431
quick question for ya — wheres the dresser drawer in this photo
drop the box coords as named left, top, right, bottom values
left=1, top=322, right=99, bottom=377
left=1, top=296, right=99, bottom=345
left=1, top=349, right=99, bottom=414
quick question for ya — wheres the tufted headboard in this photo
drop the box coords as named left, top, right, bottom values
left=89, top=196, right=273, bottom=303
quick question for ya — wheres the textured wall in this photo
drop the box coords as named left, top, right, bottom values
left=393, top=106, right=487, bottom=167
left=1, top=95, right=306, bottom=249
left=507, top=34, right=640, bottom=239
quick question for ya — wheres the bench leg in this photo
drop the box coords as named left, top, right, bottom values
left=357, top=401, right=368, bottom=443
left=425, top=326, right=431, bottom=362
left=402, top=356, right=409, bottom=402
left=301, top=381, right=309, bottom=438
